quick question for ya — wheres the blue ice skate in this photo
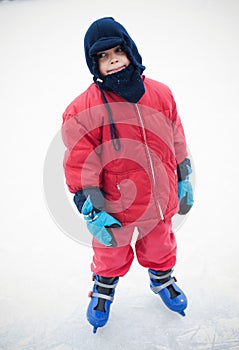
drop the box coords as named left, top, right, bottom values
left=87, top=274, right=119, bottom=334
left=148, top=269, right=187, bottom=316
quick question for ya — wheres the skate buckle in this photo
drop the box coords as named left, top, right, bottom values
left=88, top=291, right=93, bottom=298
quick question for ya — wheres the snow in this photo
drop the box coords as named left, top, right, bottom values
left=0, top=0, right=239, bottom=349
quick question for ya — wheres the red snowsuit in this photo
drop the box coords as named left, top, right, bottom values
left=62, top=76, right=188, bottom=276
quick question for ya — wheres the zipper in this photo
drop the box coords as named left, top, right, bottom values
left=135, top=104, right=165, bottom=221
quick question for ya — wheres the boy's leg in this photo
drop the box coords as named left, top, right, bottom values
left=91, top=224, right=135, bottom=277
left=136, top=219, right=187, bottom=316
left=135, top=218, right=176, bottom=271
left=87, top=224, right=135, bottom=332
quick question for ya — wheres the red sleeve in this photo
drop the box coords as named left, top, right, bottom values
left=62, top=107, right=103, bottom=193
left=170, top=92, right=188, bottom=164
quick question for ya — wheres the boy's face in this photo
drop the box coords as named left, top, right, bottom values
left=96, top=45, right=130, bottom=76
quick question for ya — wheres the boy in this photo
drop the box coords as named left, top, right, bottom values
left=62, top=17, right=193, bottom=333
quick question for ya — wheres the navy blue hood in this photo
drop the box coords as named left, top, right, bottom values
left=84, top=17, right=145, bottom=78
left=83, top=17, right=146, bottom=151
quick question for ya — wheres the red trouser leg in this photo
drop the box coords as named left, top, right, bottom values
left=91, top=225, right=135, bottom=277
left=135, top=218, right=177, bottom=271
left=91, top=219, right=176, bottom=277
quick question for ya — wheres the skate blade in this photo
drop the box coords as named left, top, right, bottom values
left=178, top=310, right=186, bottom=316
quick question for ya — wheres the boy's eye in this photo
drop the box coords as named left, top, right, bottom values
left=116, top=47, right=123, bottom=53
left=96, top=46, right=125, bottom=60
left=97, top=52, right=106, bottom=59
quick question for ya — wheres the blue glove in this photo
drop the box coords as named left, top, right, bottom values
left=177, top=162, right=194, bottom=215
left=81, top=196, right=122, bottom=247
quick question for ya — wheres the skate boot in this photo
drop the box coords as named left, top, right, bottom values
left=87, top=274, right=119, bottom=333
left=148, top=268, right=187, bottom=316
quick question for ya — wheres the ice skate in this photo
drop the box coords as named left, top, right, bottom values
left=148, top=269, right=187, bottom=316
left=87, top=274, right=119, bottom=333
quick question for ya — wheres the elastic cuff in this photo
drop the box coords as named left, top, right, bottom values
left=177, top=158, right=191, bottom=181
left=73, top=188, right=104, bottom=213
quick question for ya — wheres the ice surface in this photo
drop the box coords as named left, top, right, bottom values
left=0, top=0, right=239, bottom=349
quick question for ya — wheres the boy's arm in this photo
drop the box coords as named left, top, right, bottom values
left=170, top=93, right=188, bottom=164
left=62, top=110, right=103, bottom=195
left=62, top=110, right=121, bottom=247
left=170, top=92, right=194, bottom=214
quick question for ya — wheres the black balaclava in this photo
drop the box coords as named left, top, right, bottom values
left=84, top=17, right=146, bottom=103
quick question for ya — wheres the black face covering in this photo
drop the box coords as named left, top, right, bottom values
left=94, top=64, right=145, bottom=103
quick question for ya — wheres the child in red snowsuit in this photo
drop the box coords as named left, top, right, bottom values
left=62, top=17, right=194, bottom=333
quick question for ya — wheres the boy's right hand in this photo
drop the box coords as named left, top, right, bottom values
left=82, top=196, right=122, bottom=247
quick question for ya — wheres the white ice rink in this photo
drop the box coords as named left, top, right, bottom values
left=0, top=0, right=239, bottom=349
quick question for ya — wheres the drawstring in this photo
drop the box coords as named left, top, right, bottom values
left=96, top=79, right=121, bottom=152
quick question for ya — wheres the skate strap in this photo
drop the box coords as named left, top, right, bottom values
left=150, top=279, right=174, bottom=294
left=148, top=270, right=172, bottom=281
left=94, top=279, right=118, bottom=289
left=91, top=292, right=114, bottom=302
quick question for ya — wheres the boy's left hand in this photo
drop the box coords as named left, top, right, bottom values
left=177, top=158, right=194, bottom=215
left=178, top=178, right=194, bottom=215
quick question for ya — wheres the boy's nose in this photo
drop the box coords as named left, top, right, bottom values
left=110, top=54, right=118, bottom=64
